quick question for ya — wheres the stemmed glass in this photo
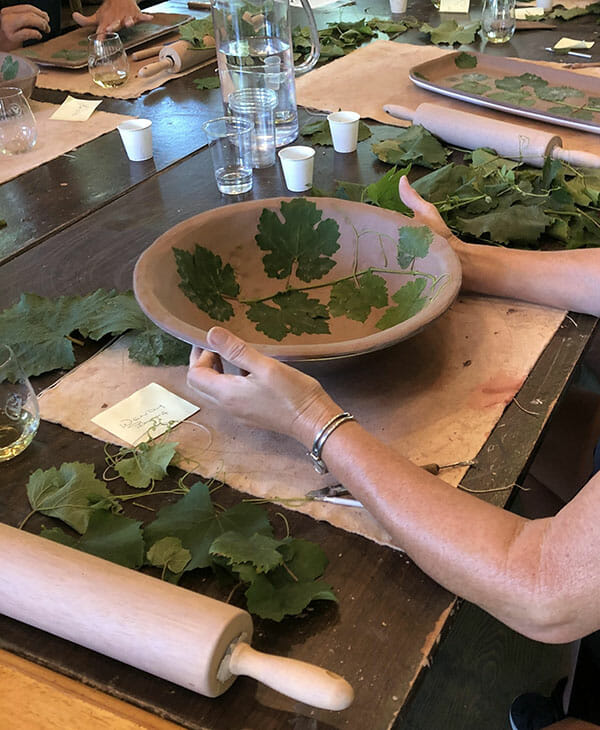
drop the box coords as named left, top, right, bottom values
left=0, top=88, right=37, bottom=155
left=0, top=345, right=39, bottom=461
left=88, top=31, right=129, bottom=88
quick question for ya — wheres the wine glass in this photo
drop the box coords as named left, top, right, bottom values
left=0, top=87, right=37, bottom=155
left=0, top=345, right=39, bottom=462
left=88, top=32, right=129, bottom=88
left=481, top=0, right=516, bottom=44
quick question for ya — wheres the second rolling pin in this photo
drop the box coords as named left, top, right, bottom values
left=384, top=102, right=600, bottom=168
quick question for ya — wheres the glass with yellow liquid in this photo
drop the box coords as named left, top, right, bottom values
left=88, top=32, right=129, bottom=88
left=0, top=345, right=39, bottom=462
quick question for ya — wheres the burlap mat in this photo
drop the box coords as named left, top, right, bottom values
left=1, top=100, right=132, bottom=185
left=38, top=295, right=565, bottom=548
left=35, top=34, right=216, bottom=99
left=296, top=40, right=600, bottom=156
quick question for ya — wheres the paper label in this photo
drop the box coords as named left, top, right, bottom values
left=91, top=382, right=199, bottom=445
left=515, top=7, right=545, bottom=18
left=554, top=37, right=595, bottom=50
left=50, top=96, right=102, bottom=122
left=439, top=0, right=470, bottom=12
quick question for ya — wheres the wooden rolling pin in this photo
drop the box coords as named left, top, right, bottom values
left=384, top=102, right=600, bottom=168
left=138, top=40, right=209, bottom=78
left=0, top=523, right=354, bottom=711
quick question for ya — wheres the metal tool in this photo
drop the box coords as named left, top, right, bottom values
left=545, top=47, right=592, bottom=59
left=306, top=461, right=477, bottom=508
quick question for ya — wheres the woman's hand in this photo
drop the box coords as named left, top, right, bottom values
left=187, top=327, right=342, bottom=448
left=0, top=5, right=50, bottom=50
left=73, top=0, right=152, bottom=34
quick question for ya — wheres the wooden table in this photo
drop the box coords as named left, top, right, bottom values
left=0, top=1, right=597, bottom=728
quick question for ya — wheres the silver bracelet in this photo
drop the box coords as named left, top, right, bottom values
left=308, top=412, right=355, bottom=474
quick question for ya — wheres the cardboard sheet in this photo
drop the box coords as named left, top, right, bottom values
left=38, top=295, right=566, bottom=548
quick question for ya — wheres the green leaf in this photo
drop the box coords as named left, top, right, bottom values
left=247, top=290, right=330, bottom=341
left=41, top=511, right=144, bottom=569
left=210, top=532, right=283, bottom=573
left=329, top=271, right=388, bottom=322
left=143, top=481, right=272, bottom=571
left=26, top=462, right=113, bottom=534
left=193, top=76, right=220, bottom=89
left=255, top=199, right=340, bottom=282
left=547, top=105, right=593, bottom=121
left=454, top=52, right=477, bottom=68
left=1, top=55, right=18, bottom=81
left=457, top=204, right=551, bottom=244
left=536, top=85, right=585, bottom=103
left=397, top=226, right=433, bottom=268
left=371, top=125, right=449, bottom=169
left=375, top=279, right=428, bottom=330
left=452, top=80, right=491, bottom=95
left=77, top=291, right=148, bottom=339
left=146, top=536, right=191, bottom=575
left=363, top=166, right=411, bottom=214
left=173, top=244, right=240, bottom=321
left=334, top=180, right=367, bottom=202
left=115, top=441, right=177, bottom=489
left=461, top=72, right=490, bottom=83
left=486, top=90, right=536, bottom=107
left=179, top=18, right=215, bottom=48
left=128, top=325, right=191, bottom=366
left=300, top=118, right=372, bottom=145
left=420, top=19, right=480, bottom=45
left=495, top=73, right=548, bottom=92
left=470, top=148, right=520, bottom=173
left=549, top=5, right=595, bottom=19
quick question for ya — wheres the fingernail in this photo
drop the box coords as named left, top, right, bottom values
left=207, top=327, right=226, bottom=348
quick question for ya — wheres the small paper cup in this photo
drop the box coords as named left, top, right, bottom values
left=278, top=146, right=315, bottom=192
left=327, top=111, right=360, bottom=153
left=117, top=118, right=153, bottom=161
left=389, top=0, right=408, bottom=12
left=536, top=0, right=552, bottom=9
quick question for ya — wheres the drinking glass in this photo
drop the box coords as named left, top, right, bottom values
left=88, top=32, right=129, bottom=88
left=202, top=116, right=254, bottom=195
left=481, top=0, right=516, bottom=43
left=0, top=88, right=37, bottom=155
left=0, top=345, right=39, bottom=462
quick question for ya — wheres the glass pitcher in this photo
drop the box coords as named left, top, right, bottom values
left=211, top=0, right=320, bottom=146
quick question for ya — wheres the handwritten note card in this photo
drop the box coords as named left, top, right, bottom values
left=91, top=382, right=199, bottom=445
left=554, top=38, right=594, bottom=51
left=50, top=96, right=102, bottom=122
left=439, top=0, right=470, bottom=13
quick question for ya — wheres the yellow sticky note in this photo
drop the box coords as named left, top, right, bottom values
left=439, top=0, right=470, bottom=12
left=515, top=7, right=545, bottom=18
left=553, top=37, right=595, bottom=51
left=50, top=95, right=102, bottom=122
left=91, top=382, right=199, bottom=445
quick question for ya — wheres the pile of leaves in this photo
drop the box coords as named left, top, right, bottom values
left=179, top=18, right=216, bottom=49
left=300, top=118, right=372, bottom=145
left=174, top=198, right=442, bottom=341
left=419, top=19, right=481, bottom=46
left=549, top=2, right=600, bottom=19
left=0, top=290, right=190, bottom=379
left=372, top=125, right=449, bottom=168
left=20, top=441, right=336, bottom=621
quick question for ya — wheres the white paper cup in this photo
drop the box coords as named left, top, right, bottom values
left=536, top=0, right=552, bottom=8
left=389, top=0, right=408, bottom=12
left=327, top=111, right=360, bottom=153
left=278, top=146, right=315, bottom=192
left=117, top=118, right=153, bottom=161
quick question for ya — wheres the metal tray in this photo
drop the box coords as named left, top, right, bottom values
left=409, top=50, right=600, bottom=134
left=19, top=13, right=193, bottom=69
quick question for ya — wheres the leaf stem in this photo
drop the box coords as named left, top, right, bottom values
left=18, top=510, right=36, bottom=529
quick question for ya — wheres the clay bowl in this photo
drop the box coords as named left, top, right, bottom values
left=134, top=197, right=462, bottom=363
left=0, top=52, right=39, bottom=98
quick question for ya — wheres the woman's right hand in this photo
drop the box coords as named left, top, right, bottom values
left=0, top=5, right=50, bottom=50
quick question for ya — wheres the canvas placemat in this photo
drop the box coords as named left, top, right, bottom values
left=1, top=101, right=133, bottom=185
left=296, top=40, right=600, bottom=156
left=38, top=294, right=566, bottom=548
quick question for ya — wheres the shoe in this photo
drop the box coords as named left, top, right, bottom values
left=509, top=690, right=566, bottom=730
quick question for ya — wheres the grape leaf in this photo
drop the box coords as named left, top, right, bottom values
left=375, top=279, right=428, bottom=330
left=470, top=148, right=520, bottom=173
left=300, top=118, right=372, bottom=146
left=397, top=226, right=433, bottom=268
left=452, top=80, right=491, bottom=95
left=26, top=462, right=113, bottom=534
left=146, top=536, right=191, bottom=578
left=587, top=96, right=600, bottom=111
left=77, top=291, right=148, bottom=339
left=335, top=180, right=367, bottom=202
left=536, top=86, right=584, bottom=102
left=41, top=511, right=144, bottom=569
left=128, top=325, right=191, bottom=366
left=363, top=166, right=412, bottom=213
left=193, top=76, right=220, bottom=90
left=143, top=481, right=272, bottom=571
left=210, top=531, right=283, bottom=573
left=549, top=5, right=595, bottom=19
left=486, top=90, right=536, bottom=107
left=329, top=271, right=388, bottom=322
left=457, top=204, right=551, bottom=243
left=179, top=18, right=215, bottom=48
left=255, top=199, right=340, bottom=282
left=247, top=290, right=330, bottom=341
left=173, top=244, right=240, bottom=321
left=547, top=105, right=593, bottom=121
left=454, top=52, right=477, bottom=68
left=462, top=73, right=490, bottom=83
left=1, top=55, right=18, bottom=81
left=420, top=20, right=480, bottom=45
left=495, top=73, right=547, bottom=92
left=371, top=125, right=449, bottom=169
left=115, top=441, right=177, bottom=489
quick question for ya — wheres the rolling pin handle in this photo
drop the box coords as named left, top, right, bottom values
left=228, top=641, right=354, bottom=711
left=383, top=104, right=415, bottom=122
left=137, top=58, right=173, bottom=78
left=551, top=146, right=600, bottom=169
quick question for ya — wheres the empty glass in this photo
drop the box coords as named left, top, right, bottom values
left=0, top=88, right=37, bottom=155
left=88, top=32, right=129, bottom=88
left=202, top=116, right=254, bottom=195
left=0, top=345, right=39, bottom=462
left=481, top=0, right=516, bottom=43
left=228, top=88, right=277, bottom=168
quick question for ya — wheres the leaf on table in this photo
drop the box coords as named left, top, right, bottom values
left=247, top=290, right=330, bottom=341
left=396, top=225, right=433, bottom=268
left=174, top=244, right=240, bottom=321
left=419, top=19, right=480, bottom=45
left=470, top=148, right=520, bottom=173
left=1, top=55, right=18, bottom=81
left=371, top=125, right=449, bottom=169
left=77, top=290, right=148, bottom=340
left=210, top=531, right=283, bottom=573
left=535, top=85, right=585, bottom=102
left=41, top=511, right=144, bottom=569
left=300, top=118, right=372, bottom=146
left=367, top=17, right=413, bottom=34
left=457, top=203, right=551, bottom=244
left=329, top=271, right=389, bottom=322
left=255, top=198, right=340, bottom=282
left=454, top=51, right=477, bottom=68
left=193, top=76, right=220, bottom=90
left=146, top=536, right=191, bottom=578
left=334, top=180, right=367, bottom=202
left=115, top=441, right=178, bottom=489
left=363, top=166, right=412, bottom=213
left=549, top=5, right=596, bottom=19
left=375, top=279, right=428, bottom=330
left=128, top=325, right=191, bottom=367
left=26, top=462, right=113, bottom=534
left=179, top=18, right=215, bottom=48
left=143, top=481, right=272, bottom=572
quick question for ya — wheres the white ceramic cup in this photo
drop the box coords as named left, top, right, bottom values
left=117, top=119, right=153, bottom=161
left=327, top=111, right=360, bottom=153
left=389, top=0, right=408, bottom=12
left=278, top=146, right=315, bottom=192
left=536, top=0, right=552, bottom=8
